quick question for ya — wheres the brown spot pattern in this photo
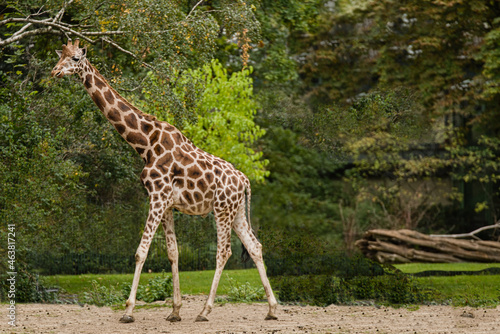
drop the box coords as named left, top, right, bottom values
left=150, top=130, right=160, bottom=146
left=172, top=164, right=184, bottom=177
left=197, top=179, right=208, bottom=193
left=173, top=147, right=194, bottom=166
left=84, top=74, right=93, bottom=89
left=115, top=124, right=126, bottom=134
left=107, top=108, right=121, bottom=122
left=187, top=165, right=202, bottom=179
left=104, top=89, right=115, bottom=104
left=141, top=122, right=153, bottom=135
left=157, top=153, right=173, bottom=173
left=183, top=191, right=193, bottom=204
left=126, top=132, right=148, bottom=146
left=154, top=144, right=164, bottom=156
left=91, top=91, right=105, bottom=111
left=94, top=76, right=107, bottom=89
left=124, top=113, right=138, bottom=130
left=161, top=133, right=174, bottom=150
left=117, top=101, right=130, bottom=112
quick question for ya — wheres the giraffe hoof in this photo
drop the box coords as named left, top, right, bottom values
left=265, top=314, right=278, bottom=320
left=195, top=315, right=209, bottom=322
left=119, top=314, right=135, bottom=323
left=166, top=313, right=181, bottom=322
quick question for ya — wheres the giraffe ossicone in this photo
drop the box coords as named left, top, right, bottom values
left=51, top=38, right=277, bottom=322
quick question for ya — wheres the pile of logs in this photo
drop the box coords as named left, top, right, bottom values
left=355, top=229, right=500, bottom=263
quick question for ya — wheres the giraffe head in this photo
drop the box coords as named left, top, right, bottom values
left=51, top=39, right=87, bottom=78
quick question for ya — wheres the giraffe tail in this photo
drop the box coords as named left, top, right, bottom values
left=241, top=176, right=255, bottom=263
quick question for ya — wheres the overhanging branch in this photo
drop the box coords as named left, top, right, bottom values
left=430, top=222, right=500, bottom=240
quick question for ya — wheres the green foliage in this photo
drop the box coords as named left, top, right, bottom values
left=42, top=269, right=262, bottom=296
left=253, top=124, right=343, bottom=250
left=285, top=0, right=500, bottom=230
left=268, top=251, right=432, bottom=306
left=0, top=263, right=59, bottom=303
left=223, top=275, right=265, bottom=302
left=414, top=275, right=500, bottom=307
left=140, top=59, right=269, bottom=182
left=273, top=270, right=430, bottom=306
left=398, top=263, right=500, bottom=308
left=250, top=0, right=323, bottom=88
left=122, top=272, right=173, bottom=303
left=83, top=273, right=172, bottom=306
left=82, top=280, right=124, bottom=307
left=2, top=0, right=500, bottom=279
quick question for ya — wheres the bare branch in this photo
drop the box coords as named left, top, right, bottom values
left=100, top=37, right=153, bottom=69
left=0, top=27, right=62, bottom=47
left=79, top=30, right=126, bottom=36
left=12, top=22, right=34, bottom=38
left=186, top=0, right=205, bottom=19
left=0, top=18, right=95, bottom=46
left=53, top=0, right=74, bottom=23
left=430, top=222, right=500, bottom=240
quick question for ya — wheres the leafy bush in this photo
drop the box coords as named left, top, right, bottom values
left=224, top=275, right=265, bottom=302
left=0, top=264, right=59, bottom=303
left=82, top=280, right=124, bottom=306
left=270, top=255, right=433, bottom=306
left=121, top=273, right=173, bottom=303
left=273, top=271, right=431, bottom=306
left=266, top=250, right=386, bottom=278
left=83, top=273, right=172, bottom=306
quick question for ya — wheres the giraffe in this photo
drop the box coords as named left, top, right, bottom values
left=51, top=39, right=277, bottom=323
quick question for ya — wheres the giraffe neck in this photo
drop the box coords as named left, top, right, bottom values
left=78, top=59, right=162, bottom=159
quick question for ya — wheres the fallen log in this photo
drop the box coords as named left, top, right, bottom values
left=355, top=228, right=500, bottom=264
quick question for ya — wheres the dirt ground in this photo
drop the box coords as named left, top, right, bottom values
left=1, top=296, right=499, bottom=334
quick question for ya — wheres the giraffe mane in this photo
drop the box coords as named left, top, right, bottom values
left=88, top=62, right=158, bottom=123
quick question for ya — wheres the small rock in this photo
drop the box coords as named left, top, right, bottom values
left=460, top=311, right=474, bottom=318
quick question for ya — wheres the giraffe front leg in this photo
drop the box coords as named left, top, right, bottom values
left=196, top=220, right=232, bottom=322
left=120, top=201, right=165, bottom=323
left=161, top=210, right=182, bottom=322
left=120, top=245, right=147, bottom=323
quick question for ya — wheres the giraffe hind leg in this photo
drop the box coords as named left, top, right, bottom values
left=161, top=209, right=182, bottom=322
left=232, top=207, right=278, bottom=320
left=196, top=210, right=234, bottom=322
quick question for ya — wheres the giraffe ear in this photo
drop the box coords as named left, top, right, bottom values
left=55, top=50, right=62, bottom=58
left=81, top=46, right=87, bottom=58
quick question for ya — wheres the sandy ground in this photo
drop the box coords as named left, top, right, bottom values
left=1, top=296, right=499, bottom=334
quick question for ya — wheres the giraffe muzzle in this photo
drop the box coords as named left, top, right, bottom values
left=51, top=67, right=63, bottom=78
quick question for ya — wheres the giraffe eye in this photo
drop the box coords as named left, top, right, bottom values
left=72, top=56, right=80, bottom=62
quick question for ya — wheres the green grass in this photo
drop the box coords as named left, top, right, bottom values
left=414, top=275, right=500, bottom=307
left=41, top=264, right=500, bottom=307
left=394, top=262, right=500, bottom=274
left=42, top=268, right=262, bottom=296
left=395, top=262, right=500, bottom=307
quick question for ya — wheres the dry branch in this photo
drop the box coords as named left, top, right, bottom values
left=356, top=228, right=500, bottom=263
left=430, top=222, right=500, bottom=240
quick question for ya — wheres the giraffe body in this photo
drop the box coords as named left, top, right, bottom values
left=51, top=39, right=277, bottom=322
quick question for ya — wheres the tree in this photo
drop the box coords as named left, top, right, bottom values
left=287, top=0, right=500, bottom=234
left=1, top=0, right=260, bottom=69
left=137, top=59, right=269, bottom=182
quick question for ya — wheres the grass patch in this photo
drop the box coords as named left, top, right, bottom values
left=413, top=275, right=500, bottom=307
left=395, top=262, right=500, bottom=274
left=42, top=269, right=262, bottom=296
left=40, top=264, right=500, bottom=308
left=395, top=262, right=500, bottom=307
